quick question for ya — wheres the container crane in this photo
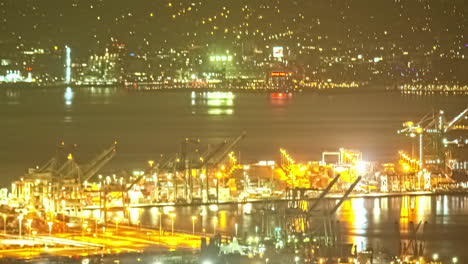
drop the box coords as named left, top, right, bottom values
left=398, top=107, right=468, bottom=177
left=81, top=143, right=117, bottom=182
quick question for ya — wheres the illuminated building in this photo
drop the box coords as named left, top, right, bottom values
left=0, top=70, right=33, bottom=83
left=80, top=53, right=120, bottom=85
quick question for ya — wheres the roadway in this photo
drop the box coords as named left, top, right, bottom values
left=0, top=224, right=201, bottom=259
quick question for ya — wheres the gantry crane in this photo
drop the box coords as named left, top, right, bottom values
left=398, top=107, right=468, bottom=176
left=196, top=132, right=246, bottom=202
left=126, top=133, right=247, bottom=204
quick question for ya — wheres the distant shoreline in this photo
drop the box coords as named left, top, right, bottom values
left=2, top=83, right=468, bottom=96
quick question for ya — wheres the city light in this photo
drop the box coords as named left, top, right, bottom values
left=1, top=1, right=467, bottom=262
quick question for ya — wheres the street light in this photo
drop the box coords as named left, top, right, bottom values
left=212, top=217, right=218, bottom=235
left=114, top=217, right=120, bottom=235
left=452, top=257, right=458, bottom=263
left=191, top=216, right=197, bottom=235
left=17, top=214, right=23, bottom=240
left=47, top=221, right=53, bottom=236
left=137, top=209, right=142, bottom=230
left=82, top=223, right=88, bottom=238
left=157, top=211, right=162, bottom=236
left=2, top=214, right=6, bottom=234
left=126, top=207, right=132, bottom=226
left=170, top=213, right=176, bottom=235
left=26, top=219, right=32, bottom=238
left=433, top=254, right=439, bottom=262
left=94, top=217, right=99, bottom=234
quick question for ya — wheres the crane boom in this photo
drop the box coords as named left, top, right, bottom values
left=308, top=174, right=341, bottom=212
left=203, top=132, right=246, bottom=168
left=329, top=176, right=362, bottom=215
left=82, top=151, right=116, bottom=182
left=37, top=157, right=58, bottom=173
left=445, top=107, right=468, bottom=132
left=82, top=144, right=117, bottom=175
left=57, top=159, right=74, bottom=175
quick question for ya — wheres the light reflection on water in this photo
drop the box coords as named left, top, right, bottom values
left=94, top=195, right=468, bottom=257
left=191, top=91, right=235, bottom=116
left=64, top=87, right=74, bottom=106
left=339, top=198, right=368, bottom=251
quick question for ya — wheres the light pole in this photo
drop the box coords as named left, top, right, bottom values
left=82, top=223, right=88, bottom=238
left=170, top=213, right=176, bottom=235
left=191, top=216, right=197, bottom=235
left=94, top=217, right=99, bottom=234
left=157, top=212, right=162, bottom=236
left=212, top=217, right=218, bottom=235
left=126, top=207, right=132, bottom=226
left=47, top=222, right=53, bottom=236
left=114, top=217, right=120, bottom=235
left=17, top=214, right=23, bottom=240
left=2, top=214, right=6, bottom=234
left=26, top=219, right=32, bottom=238
left=137, top=209, right=142, bottom=230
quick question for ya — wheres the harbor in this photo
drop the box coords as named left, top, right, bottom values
left=0, top=89, right=467, bottom=263
left=0, top=108, right=466, bottom=263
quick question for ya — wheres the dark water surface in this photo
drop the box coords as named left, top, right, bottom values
left=112, top=195, right=468, bottom=259
left=1, top=87, right=465, bottom=183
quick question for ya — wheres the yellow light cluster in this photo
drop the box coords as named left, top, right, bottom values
left=303, top=81, right=360, bottom=89
left=280, top=148, right=295, bottom=165
left=401, top=84, right=468, bottom=92
left=398, top=151, right=421, bottom=172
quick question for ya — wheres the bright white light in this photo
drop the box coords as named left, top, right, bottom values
left=273, top=46, right=284, bottom=58
left=244, top=203, right=252, bottom=214
left=202, top=261, right=212, bottom=264
left=205, top=92, right=234, bottom=99
left=208, top=204, right=218, bottom=211
left=64, top=87, right=74, bottom=105
left=65, top=46, right=71, bottom=84
left=355, top=161, right=368, bottom=175
left=334, top=166, right=348, bottom=173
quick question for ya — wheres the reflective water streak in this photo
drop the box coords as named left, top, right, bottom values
left=98, top=195, right=468, bottom=258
